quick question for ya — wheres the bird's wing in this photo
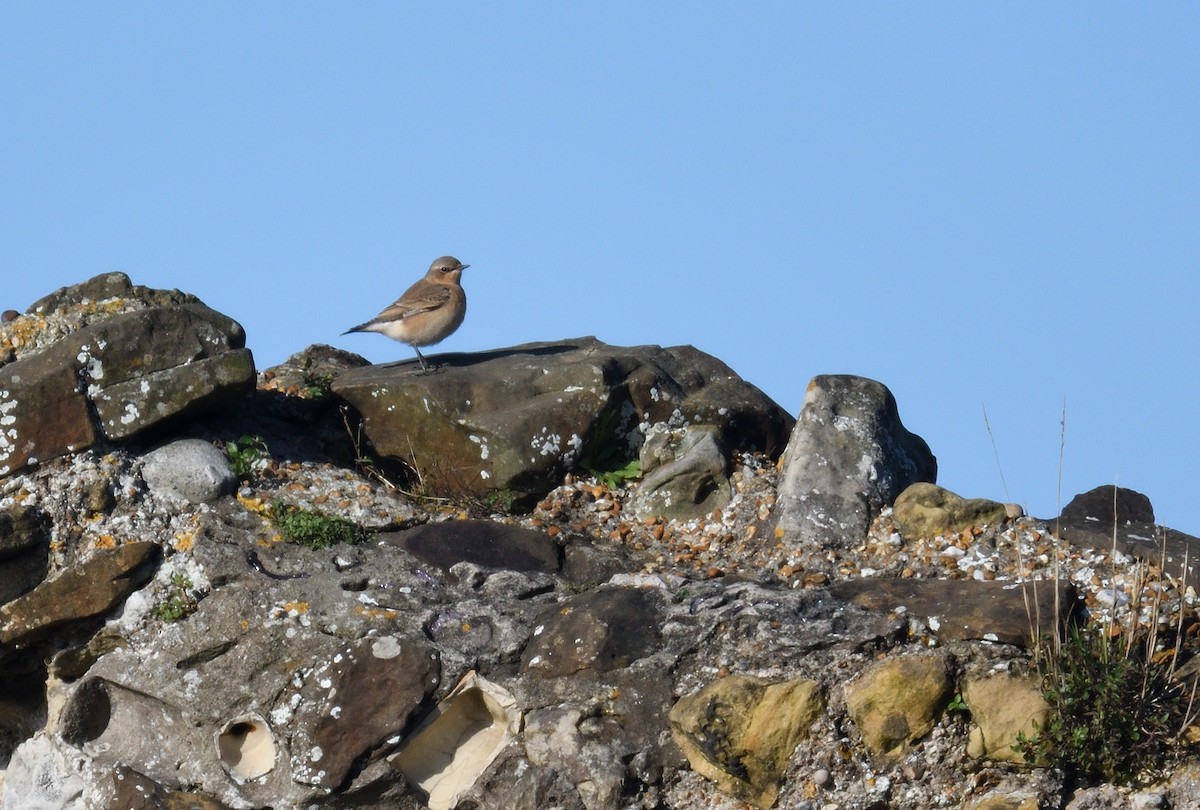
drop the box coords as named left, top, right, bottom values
left=374, top=283, right=453, bottom=322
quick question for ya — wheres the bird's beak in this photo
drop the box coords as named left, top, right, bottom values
left=460, top=264, right=470, bottom=271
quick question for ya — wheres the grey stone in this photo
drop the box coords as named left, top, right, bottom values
left=772, top=375, right=936, bottom=551
left=2, top=734, right=87, bottom=810
left=630, top=424, right=731, bottom=521
left=142, top=439, right=237, bottom=504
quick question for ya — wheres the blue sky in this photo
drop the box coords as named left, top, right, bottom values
left=3, top=6, right=1198, bottom=533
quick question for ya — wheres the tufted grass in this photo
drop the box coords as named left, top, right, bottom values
left=1006, top=405, right=1200, bottom=786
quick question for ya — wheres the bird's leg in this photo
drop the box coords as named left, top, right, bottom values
left=413, top=346, right=438, bottom=373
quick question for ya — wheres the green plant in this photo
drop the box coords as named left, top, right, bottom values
left=269, top=500, right=366, bottom=549
left=226, top=435, right=269, bottom=479
left=580, top=408, right=641, bottom=488
left=484, top=488, right=516, bottom=512
left=152, top=572, right=198, bottom=623
left=945, top=692, right=969, bottom=718
left=1016, top=622, right=1192, bottom=785
left=301, top=356, right=336, bottom=400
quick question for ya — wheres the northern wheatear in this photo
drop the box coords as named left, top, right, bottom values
left=343, top=256, right=468, bottom=371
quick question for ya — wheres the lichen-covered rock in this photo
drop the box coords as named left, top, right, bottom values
left=0, top=273, right=255, bottom=476
left=330, top=337, right=793, bottom=503
left=892, top=482, right=1011, bottom=539
left=772, top=375, right=936, bottom=552
left=844, top=653, right=952, bottom=762
left=669, top=674, right=825, bottom=809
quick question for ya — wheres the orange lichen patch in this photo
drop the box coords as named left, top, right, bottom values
left=92, top=534, right=117, bottom=550
left=270, top=601, right=310, bottom=620
left=354, top=604, right=399, bottom=621
left=237, top=493, right=268, bottom=514
left=0, top=314, right=49, bottom=352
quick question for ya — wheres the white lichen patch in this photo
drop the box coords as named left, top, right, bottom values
left=469, top=435, right=490, bottom=460
left=119, top=402, right=140, bottom=426
left=371, top=635, right=403, bottom=659
left=530, top=428, right=562, bottom=459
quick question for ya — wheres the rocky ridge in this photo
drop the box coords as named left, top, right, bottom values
left=0, top=273, right=1198, bottom=810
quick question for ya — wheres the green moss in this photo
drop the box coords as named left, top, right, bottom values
left=269, top=500, right=366, bottom=549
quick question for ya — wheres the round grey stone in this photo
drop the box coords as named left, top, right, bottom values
left=142, top=439, right=236, bottom=504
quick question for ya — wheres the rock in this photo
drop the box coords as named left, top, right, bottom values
left=629, top=425, right=731, bottom=521
left=141, top=439, right=237, bottom=505
left=27, top=271, right=198, bottom=316
left=1053, top=486, right=1200, bottom=583
left=844, top=653, right=952, bottom=762
left=964, top=787, right=1045, bottom=809
left=110, top=765, right=234, bottom=809
left=829, top=577, right=1076, bottom=646
left=522, top=587, right=663, bottom=677
left=0, top=275, right=255, bottom=476
left=289, top=635, right=440, bottom=789
left=772, top=375, right=936, bottom=552
left=0, top=542, right=160, bottom=647
left=330, top=337, right=793, bottom=503
left=0, top=505, right=50, bottom=605
left=259, top=343, right=370, bottom=398
left=383, top=519, right=562, bottom=575
left=962, top=673, right=1049, bottom=764
left=668, top=674, right=825, bottom=809
left=1060, top=484, right=1155, bottom=525
left=892, top=482, right=1011, bottom=539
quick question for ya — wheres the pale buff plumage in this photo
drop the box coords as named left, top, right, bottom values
left=343, top=256, right=468, bottom=371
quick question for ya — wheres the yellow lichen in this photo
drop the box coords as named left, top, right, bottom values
left=173, top=529, right=196, bottom=553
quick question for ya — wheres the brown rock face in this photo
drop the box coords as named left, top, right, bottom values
left=0, top=542, right=160, bottom=647
left=830, top=577, right=1076, bottom=646
left=522, top=587, right=664, bottom=677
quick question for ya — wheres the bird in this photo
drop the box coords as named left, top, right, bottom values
left=342, top=256, right=469, bottom=371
